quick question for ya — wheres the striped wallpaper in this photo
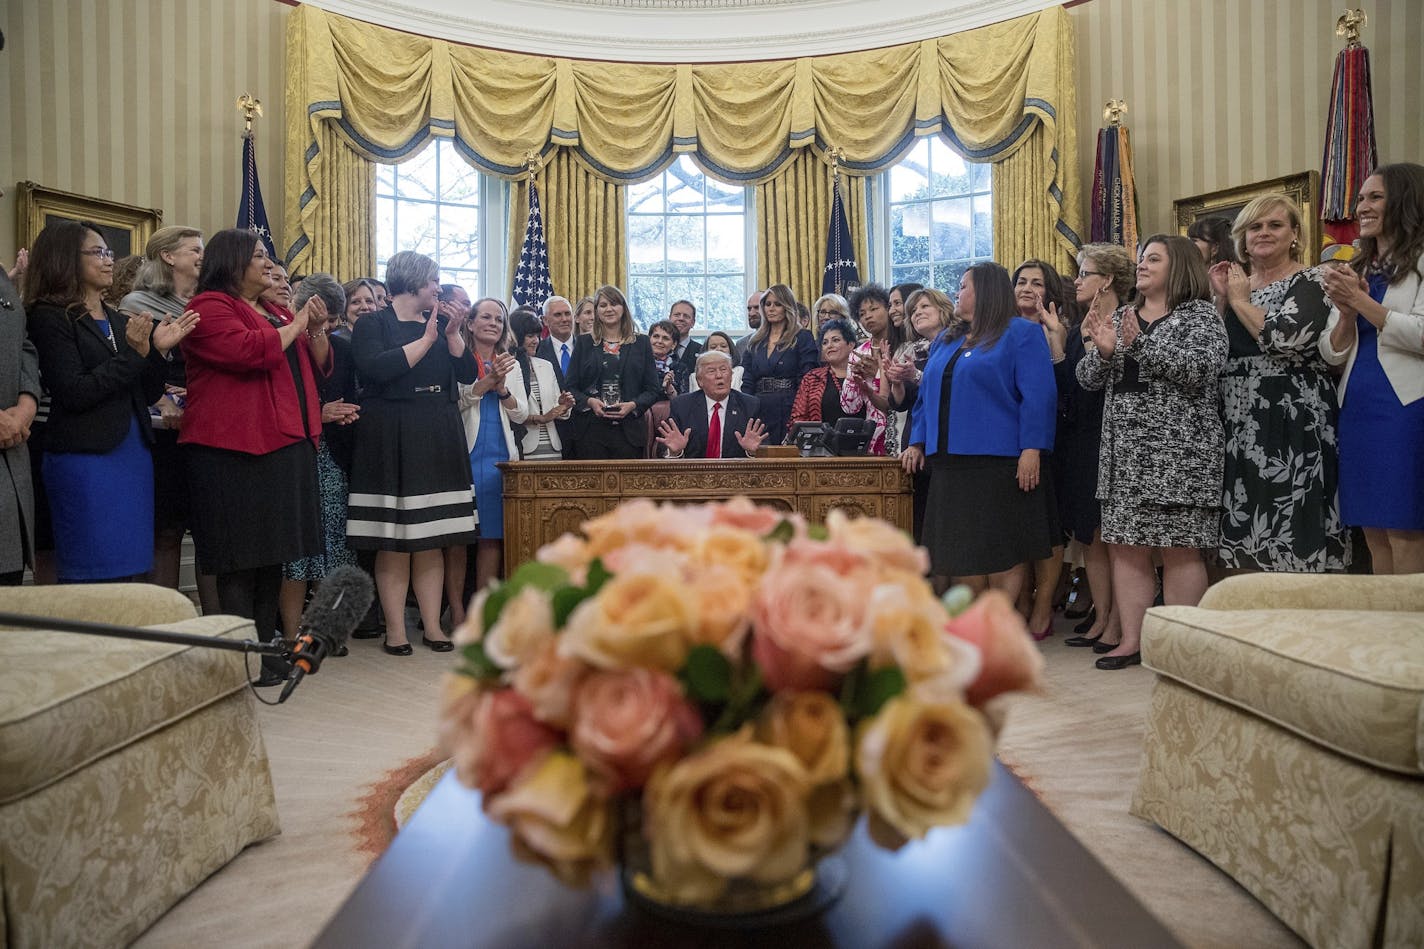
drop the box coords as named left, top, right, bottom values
left=1069, top=0, right=1424, bottom=237
left=1, top=0, right=289, bottom=261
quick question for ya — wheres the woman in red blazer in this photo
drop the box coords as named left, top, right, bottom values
left=181, top=228, right=332, bottom=686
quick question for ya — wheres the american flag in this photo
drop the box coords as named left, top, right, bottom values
left=237, top=131, right=277, bottom=259
left=512, top=182, right=555, bottom=310
left=822, top=173, right=860, bottom=296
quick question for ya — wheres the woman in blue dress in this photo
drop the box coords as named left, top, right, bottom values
left=458, top=298, right=525, bottom=597
left=740, top=283, right=819, bottom=445
left=1321, top=162, right=1424, bottom=574
left=23, top=220, right=195, bottom=582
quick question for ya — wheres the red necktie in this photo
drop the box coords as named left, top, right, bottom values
left=708, top=402, right=722, bottom=459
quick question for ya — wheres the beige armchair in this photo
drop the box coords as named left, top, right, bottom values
left=1131, top=573, right=1424, bottom=949
left=0, top=584, right=280, bottom=949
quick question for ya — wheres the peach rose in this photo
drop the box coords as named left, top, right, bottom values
left=570, top=668, right=703, bottom=793
left=708, top=496, right=793, bottom=536
left=824, top=508, right=929, bottom=577
left=440, top=685, right=562, bottom=799
left=750, top=548, right=873, bottom=691
left=511, top=638, right=588, bottom=728
left=536, top=532, right=592, bottom=582
left=482, top=586, right=556, bottom=669
left=855, top=695, right=993, bottom=844
left=486, top=751, right=614, bottom=887
left=559, top=570, right=695, bottom=671
left=582, top=499, right=689, bottom=560
left=681, top=561, right=753, bottom=657
left=756, top=691, right=849, bottom=786
left=644, top=729, right=811, bottom=903
left=690, top=525, right=771, bottom=586
left=943, top=590, right=1044, bottom=706
left=865, top=585, right=980, bottom=692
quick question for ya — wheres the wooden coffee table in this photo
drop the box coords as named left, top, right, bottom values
left=314, top=762, right=1182, bottom=947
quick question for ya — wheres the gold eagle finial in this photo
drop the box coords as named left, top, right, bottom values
left=1336, top=9, right=1367, bottom=47
left=1103, top=99, right=1128, bottom=128
left=236, top=94, right=263, bottom=135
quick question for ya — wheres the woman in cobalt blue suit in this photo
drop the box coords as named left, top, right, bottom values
left=902, top=262, right=1059, bottom=596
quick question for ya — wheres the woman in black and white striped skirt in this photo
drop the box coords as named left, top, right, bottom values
left=346, top=251, right=478, bottom=656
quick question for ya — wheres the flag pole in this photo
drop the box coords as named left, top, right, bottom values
left=235, top=92, right=277, bottom=259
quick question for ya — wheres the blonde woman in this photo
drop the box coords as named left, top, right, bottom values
left=742, top=283, right=819, bottom=445
left=1211, top=194, right=1348, bottom=573
left=567, top=285, right=661, bottom=459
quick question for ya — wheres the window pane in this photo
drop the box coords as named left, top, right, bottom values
left=973, top=199, right=994, bottom=257
left=441, top=154, right=480, bottom=205
left=889, top=139, right=930, bottom=202
left=931, top=198, right=972, bottom=261
left=438, top=204, right=480, bottom=270
left=705, top=176, right=744, bottom=213
left=628, top=216, right=666, bottom=273
left=396, top=145, right=439, bottom=201
left=628, top=177, right=664, bottom=215
left=892, top=265, right=931, bottom=288
left=706, top=216, right=745, bottom=271
left=891, top=205, right=931, bottom=268
left=704, top=275, right=746, bottom=334
left=934, top=262, right=970, bottom=295
left=665, top=216, right=706, bottom=272
left=397, top=204, right=437, bottom=257
left=376, top=163, right=396, bottom=197
left=376, top=197, right=396, bottom=263
left=628, top=277, right=664, bottom=329
left=972, top=161, right=992, bottom=192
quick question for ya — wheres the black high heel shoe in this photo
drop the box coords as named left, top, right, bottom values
left=383, top=640, right=413, bottom=657
left=422, top=635, right=454, bottom=653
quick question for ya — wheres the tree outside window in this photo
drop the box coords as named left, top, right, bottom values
left=886, top=137, right=992, bottom=294
left=376, top=140, right=480, bottom=294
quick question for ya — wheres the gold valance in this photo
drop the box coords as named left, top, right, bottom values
left=283, top=5, right=1080, bottom=274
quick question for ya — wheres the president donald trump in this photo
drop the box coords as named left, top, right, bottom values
left=657, top=351, right=766, bottom=459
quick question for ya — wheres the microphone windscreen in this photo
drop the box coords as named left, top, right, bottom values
left=301, top=565, right=375, bottom=650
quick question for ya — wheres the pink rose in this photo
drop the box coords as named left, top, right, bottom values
left=441, top=685, right=562, bottom=800
left=512, top=638, right=588, bottom=728
left=943, top=590, right=1043, bottom=707
left=709, top=496, right=796, bottom=536
left=750, top=544, right=874, bottom=691
left=571, top=668, right=703, bottom=793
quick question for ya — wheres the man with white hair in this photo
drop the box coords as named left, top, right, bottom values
left=535, top=294, right=577, bottom=387
left=656, top=350, right=765, bottom=459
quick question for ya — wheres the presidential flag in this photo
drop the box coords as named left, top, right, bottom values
left=237, top=131, right=277, bottom=259
left=1319, top=22, right=1377, bottom=247
left=1090, top=124, right=1139, bottom=252
left=512, top=182, right=555, bottom=310
left=822, top=174, right=860, bottom=297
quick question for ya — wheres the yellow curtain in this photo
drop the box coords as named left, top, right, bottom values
left=508, top=150, right=627, bottom=303
left=288, top=121, right=376, bottom=279
left=283, top=5, right=1081, bottom=269
left=756, top=151, right=868, bottom=306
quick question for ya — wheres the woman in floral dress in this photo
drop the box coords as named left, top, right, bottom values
left=1211, top=195, right=1349, bottom=572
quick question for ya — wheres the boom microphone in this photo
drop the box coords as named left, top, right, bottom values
left=279, top=565, right=374, bottom=704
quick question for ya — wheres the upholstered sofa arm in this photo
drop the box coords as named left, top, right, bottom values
left=1198, top=573, right=1424, bottom=613
left=0, top=583, right=199, bottom=630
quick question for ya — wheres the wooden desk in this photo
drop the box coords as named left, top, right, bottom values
left=501, top=457, right=912, bottom=571
left=313, top=762, right=1184, bottom=948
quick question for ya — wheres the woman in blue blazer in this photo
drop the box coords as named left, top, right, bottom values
left=903, top=262, right=1058, bottom=595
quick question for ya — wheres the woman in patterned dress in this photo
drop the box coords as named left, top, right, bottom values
left=840, top=283, right=905, bottom=455
left=1211, top=195, right=1349, bottom=573
left=1077, top=236, right=1228, bottom=670
left=1320, top=162, right=1424, bottom=574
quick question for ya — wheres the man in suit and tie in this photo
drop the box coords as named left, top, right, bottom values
left=657, top=350, right=766, bottom=459
left=534, top=295, right=577, bottom=456
left=669, top=299, right=702, bottom=372
left=535, top=295, right=577, bottom=387
left=735, top=289, right=764, bottom=360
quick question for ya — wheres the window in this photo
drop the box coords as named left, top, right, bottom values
left=627, top=155, right=749, bottom=335
left=882, top=136, right=992, bottom=293
left=376, top=140, right=481, bottom=291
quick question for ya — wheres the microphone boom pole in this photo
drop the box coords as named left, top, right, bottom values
left=0, top=611, right=283, bottom=655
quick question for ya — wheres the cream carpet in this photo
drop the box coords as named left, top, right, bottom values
left=132, top=615, right=1304, bottom=949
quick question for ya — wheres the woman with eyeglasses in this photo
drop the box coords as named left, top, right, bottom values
left=841, top=283, right=907, bottom=456
left=789, top=318, right=862, bottom=427
left=24, top=220, right=197, bottom=583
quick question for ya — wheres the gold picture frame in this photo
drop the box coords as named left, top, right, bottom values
left=15, top=181, right=162, bottom=258
left=1174, top=170, right=1321, bottom=261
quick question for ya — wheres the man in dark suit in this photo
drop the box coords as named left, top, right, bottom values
left=534, top=295, right=577, bottom=388
left=735, top=289, right=764, bottom=360
left=657, top=350, right=766, bottom=459
left=669, top=299, right=702, bottom=376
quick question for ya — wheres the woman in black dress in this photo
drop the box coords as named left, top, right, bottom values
left=346, top=251, right=477, bottom=656
left=742, top=283, right=819, bottom=445
left=566, top=284, right=661, bottom=460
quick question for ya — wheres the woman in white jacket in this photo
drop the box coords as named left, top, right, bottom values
left=1320, top=162, right=1424, bottom=574
left=458, top=298, right=527, bottom=597
left=511, top=309, right=572, bottom=460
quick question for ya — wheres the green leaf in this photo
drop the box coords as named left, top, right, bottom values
left=460, top=641, right=502, bottom=681
left=806, top=523, right=829, bottom=541
left=551, top=586, right=588, bottom=628
left=860, top=666, right=908, bottom=717
left=585, top=558, right=612, bottom=595
left=941, top=584, right=974, bottom=617
left=764, top=519, right=796, bottom=544
left=481, top=582, right=512, bottom=632
left=507, top=561, right=570, bottom=593
left=839, top=662, right=866, bottom=720
left=681, top=645, right=733, bottom=703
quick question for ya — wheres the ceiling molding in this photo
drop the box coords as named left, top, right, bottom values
left=300, top=0, right=1062, bottom=62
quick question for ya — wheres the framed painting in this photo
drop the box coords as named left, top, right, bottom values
left=1174, top=170, right=1320, bottom=261
left=15, top=181, right=162, bottom=258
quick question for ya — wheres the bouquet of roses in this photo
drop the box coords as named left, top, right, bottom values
left=438, top=497, right=1042, bottom=904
